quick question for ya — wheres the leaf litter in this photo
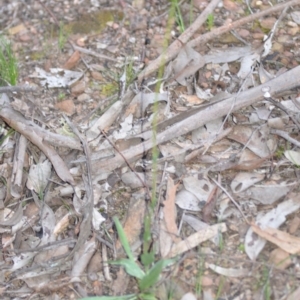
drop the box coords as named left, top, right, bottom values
left=0, top=0, right=300, bottom=299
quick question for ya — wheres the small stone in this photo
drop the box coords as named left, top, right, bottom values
left=288, top=216, right=300, bottom=234
left=287, top=21, right=298, bottom=27
left=55, top=99, right=75, bottom=115
left=237, top=29, right=250, bottom=38
left=71, top=80, right=85, bottom=95
left=288, top=27, right=299, bottom=36
left=272, top=42, right=283, bottom=52
left=252, top=32, right=264, bottom=39
left=19, top=33, right=31, bottom=42
left=129, top=37, right=136, bottom=43
left=260, top=17, right=277, bottom=29
left=106, top=45, right=118, bottom=54
left=91, top=71, right=104, bottom=81
left=278, top=35, right=290, bottom=43
left=112, top=23, right=119, bottom=30
left=77, top=93, right=90, bottom=102
left=76, top=37, right=86, bottom=47
left=223, top=0, right=239, bottom=11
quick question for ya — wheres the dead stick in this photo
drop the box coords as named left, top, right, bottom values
left=137, top=0, right=220, bottom=82
left=101, top=130, right=151, bottom=199
left=93, top=65, right=300, bottom=173
left=188, top=0, right=300, bottom=48
left=138, top=0, right=300, bottom=81
left=0, top=86, right=36, bottom=93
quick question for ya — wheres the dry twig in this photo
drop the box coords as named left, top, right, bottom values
left=93, top=66, right=300, bottom=173
left=138, top=0, right=300, bottom=81
left=0, top=93, right=77, bottom=184
left=138, top=0, right=220, bottom=81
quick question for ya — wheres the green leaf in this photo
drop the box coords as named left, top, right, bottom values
left=139, top=258, right=177, bottom=292
left=141, top=251, right=155, bottom=268
left=81, top=295, right=136, bottom=300
left=110, top=259, right=145, bottom=279
left=113, top=216, right=134, bottom=261
left=139, top=260, right=164, bottom=291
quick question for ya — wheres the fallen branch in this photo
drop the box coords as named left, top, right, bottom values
left=138, top=0, right=300, bottom=81
left=188, top=0, right=300, bottom=49
left=0, top=85, right=36, bottom=93
left=138, top=0, right=220, bottom=81
left=0, top=93, right=81, bottom=184
left=93, top=65, right=300, bottom=173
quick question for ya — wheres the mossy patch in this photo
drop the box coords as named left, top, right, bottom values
left=64, top=10, right=124, bottom=35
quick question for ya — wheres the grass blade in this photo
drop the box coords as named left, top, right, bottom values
left=113, top=216, right=134, bottom=261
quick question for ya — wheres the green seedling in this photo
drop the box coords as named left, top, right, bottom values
left=81, top=217, right=176, bottom=300
left=254, top=265, right=272, bottom=300
left=275, top=145, right=285, bottom=159
left=238, top=243, right=245, bottom=253
left=260, top=266, right=272, bottom=300
left=169, top=0, right=185, bottom=33
left=195, top=255, right=205, bottom=297
left=218, top=229, right=224, bottom=251
left=0, top=127, right=14, bottom=147
left=0, top=36, right=18, bottom=86
left=58, top=22, right=69, bottom=51
left=58, top=92, right=66, bottom=100
left=206, top=13, right=214, bottom=31
left=215, top=276, right=225, bottom=299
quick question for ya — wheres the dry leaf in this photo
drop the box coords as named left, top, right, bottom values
left=245, top=195, right=300, bottom=260
left=63, top=51, right=81, bottom=69
left=163, top=176, right=180, bottom=242
left=251, top=223, right=300, bottom=254
left=167, top=223, right=227, bottom=258
left=208, top=263, right=249, bottom=277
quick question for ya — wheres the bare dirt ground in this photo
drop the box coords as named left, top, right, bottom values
left=1, top=0, right=300, bottom=299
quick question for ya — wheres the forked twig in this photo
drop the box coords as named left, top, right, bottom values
left=209, top=177, right=248, bottom=223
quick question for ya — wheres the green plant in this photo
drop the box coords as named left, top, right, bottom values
left=275, top=144, right=288, bottom=159
left=58, top=22, right=69, bottom=51
left=237, top=243, right=245, bottom=253
left=169, top=0, right=185, bottom=33
left=218, top=228, right=224, bottom=251
left=58, top=92, right=66, bottom=100
left=195, top=255, right=205, bottom=297
left=81, top=217, right=175, bottom=300
left=260, top=266, right=272, bottom=300
left=215, top=276, right=225, bottom=299
left=206, top=13, right=214, bottom=31
left=0, top=127, right=14, bottom=147
left=253, top=265, right=272, bottom=300
left=125, top=58, right=136, bottom=88
left=0, top=36, right=18, bottom=86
